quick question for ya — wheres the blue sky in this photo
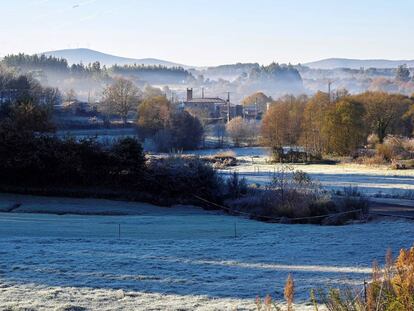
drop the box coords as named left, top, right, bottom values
left=1, top=0, right=413, bottom=66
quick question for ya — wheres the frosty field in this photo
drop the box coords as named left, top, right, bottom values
left=185, top=147, right=414, bottom=197
left=0, top=194, right=413, bottom=310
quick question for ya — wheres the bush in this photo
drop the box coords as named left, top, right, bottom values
left=145, top=156, right=223, bottom=203
left=225, top=166, right=368, bottom=224
left=204, top=151, right=237, bottom=168
left=312, top=246, right=414, bottom=311
left=359, top=154, right=388, bottom=166
left=0, top=130, right=224, bottom=206
left=402, top=138, right=414, bottom=152
left=225, top=171, right=248, bottom=198
left=357, top=135, right=414, bottom=166
left=376, top=143, right=397, bottom=162
left=226, top=166, right=329, bottom=222
left=0, top=131, right=146, bottom=188
left=367, top=133, right=380, bottom=148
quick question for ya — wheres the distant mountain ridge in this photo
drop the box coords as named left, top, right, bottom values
left=304, top=58, right=414, bottom=69
left=37, top=49, right=414, bottom=70
left=40, top=48, right=187, bottom=68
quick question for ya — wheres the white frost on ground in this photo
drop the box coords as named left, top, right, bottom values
left=184, top=147, right=414, bottom=196
left=0, top=193, right=210, bottom=216
left=0, top=195, right=413, bottom=310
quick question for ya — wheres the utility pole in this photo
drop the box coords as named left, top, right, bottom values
left=227, top=91, right=231, bottom=123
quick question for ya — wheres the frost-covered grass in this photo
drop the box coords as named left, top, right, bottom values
left=0, top=194, right=413, bottom=310
left=183, top=147, right=414, bottom=197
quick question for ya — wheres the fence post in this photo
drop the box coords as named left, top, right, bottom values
left=234, top=221, right=237, bottom=238
left=363, top=279, right=367, bottom=303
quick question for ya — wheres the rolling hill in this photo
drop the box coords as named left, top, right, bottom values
left=40, top=48, right=187, bottom=68
left=304, top=58, right=414, bottom=69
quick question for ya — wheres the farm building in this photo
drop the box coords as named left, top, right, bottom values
left=182, top=88, right=243, bottom=122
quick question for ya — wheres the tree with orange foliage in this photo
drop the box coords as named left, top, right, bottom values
left=261, top=95, right=306, bottom=160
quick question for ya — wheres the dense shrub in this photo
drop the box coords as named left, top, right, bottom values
left=168, top=110, right=204, bottom=150
left=225, top=171, right=248, bottom=198
left=357, top=135, right=414, bottom=167
left=203, top=151, right=237, bottom=169
left=0, top=131, right=145, bottom=188
left=376, top=142, right=399, bottom=162
left=225, top=167, right=325, bottom=220
left=0, top=124, right=225, bottom=205
left=145, top=155, right=223, bottom=203
left=151, top=111, right=204, bottom=152
left=225, top=167, right=368, bottom=224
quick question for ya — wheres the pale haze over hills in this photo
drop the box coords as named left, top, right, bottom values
left=304, top=58, right=414, bottom=69
left=41, top=48, right=186, bottom=68
left=41, top=48, right=414, bottom=70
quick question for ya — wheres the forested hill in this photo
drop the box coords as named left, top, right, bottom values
left=41, top=48, right=185, bottom=68
left=1, top=53, right=193, bottom=85
left=111, top=64, right=192, bottom=84
left=305, top=58, right=414, bottom=69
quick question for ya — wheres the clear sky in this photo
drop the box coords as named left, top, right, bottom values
left=1, top=0, right=413, bottom=66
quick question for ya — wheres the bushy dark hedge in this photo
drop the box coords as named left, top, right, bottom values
left=0, top=129, right=223, bottom=205
left=144, top=156, right=223, bottom=203
left=0, top=130, right=145, bottom=188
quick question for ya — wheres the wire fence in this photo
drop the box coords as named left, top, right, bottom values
left=192, top=194, right=364, bottom=222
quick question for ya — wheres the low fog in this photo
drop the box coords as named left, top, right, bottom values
left=1, top=52, right=414, bottom=106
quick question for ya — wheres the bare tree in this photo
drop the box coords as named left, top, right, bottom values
left=102, top=78, right=141, bottom=124
left=226, top=117, right=252, bottom=147
left=65, top=88, right=77, bottom=102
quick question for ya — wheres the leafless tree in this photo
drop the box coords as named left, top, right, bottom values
left=102, top=77, right=141, bottom=124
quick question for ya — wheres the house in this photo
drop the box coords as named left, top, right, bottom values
left=57, top=100, right=98, bottom=116
left=182, top=88, right=243, bottom=122
left=243, top=101, right=271, bottom=120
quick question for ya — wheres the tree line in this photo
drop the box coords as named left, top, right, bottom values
left=261, top=91, right=414, bottom=158
left=2, top=53, right=192, bottom=81
left=0, top=72, right=220, bottom=204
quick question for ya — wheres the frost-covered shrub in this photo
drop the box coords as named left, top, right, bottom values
left=376, top=142, right=398, bottom=161
left=226, top=166, right=328, bottom=221
left=226, top=166, right=368, bottom=224
left=360, top=154, right=388, bottom=166
left=213, top=150, right=236, bottom=158
left=358, top=135, right=414, bottom=166
left=334, top=193, right=370, bottom=216
left=225, top=171, right=248, bottom=198
left=402, top=137, right=414, bottom=152
left=203, top=151, right=237, bottom=169
left=342, top=186, right=362, bottom=197
left=376, top=136, right=412, bottom=162
left=367, top=133, right=380, bottom=148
